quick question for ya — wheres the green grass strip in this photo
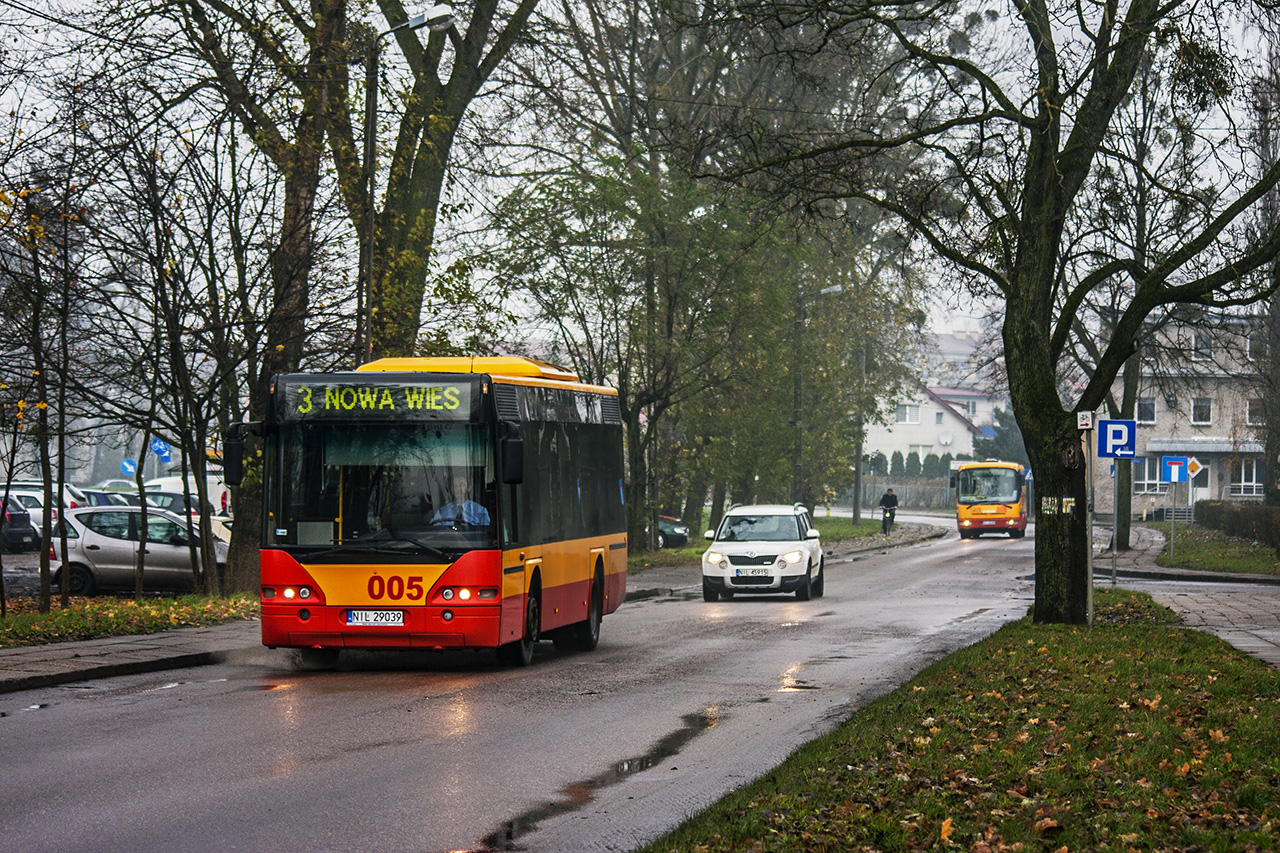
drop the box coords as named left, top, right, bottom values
left=640, top=589, right=1280, bottom=852
left=0, top=594, right=259, bottom=648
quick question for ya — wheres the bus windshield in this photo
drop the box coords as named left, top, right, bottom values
left=957, top=468, right=1020, bottom=505
left=266, top=421, right=495, bottom=557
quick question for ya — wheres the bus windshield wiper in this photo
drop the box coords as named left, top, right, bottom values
left=300, top=536, right=449, bottom=562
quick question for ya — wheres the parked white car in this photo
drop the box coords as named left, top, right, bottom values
left=701, top=504, right=825, bottom=601
left=145, top=474, right=230, bottom=516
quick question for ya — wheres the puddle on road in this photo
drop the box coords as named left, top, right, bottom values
left=480, top=708, right=722, bottom=850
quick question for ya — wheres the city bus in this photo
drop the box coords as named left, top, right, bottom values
left=224, top=356, right=628, bottom=667
left=950, top=460, right=1028, bottom=539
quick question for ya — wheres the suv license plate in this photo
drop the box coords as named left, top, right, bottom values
left=347, top=609, right=404, bottom=626
left=736, top=568, right=770, bottom=577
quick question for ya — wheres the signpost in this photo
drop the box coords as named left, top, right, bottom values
left=1161, top=455, right=1189, bottom=561
left=121, top=458, right=137, bottom=476
left=1096, top=420, right=1137, bottom=585
left=1078, top=411, right=1095, bottom=626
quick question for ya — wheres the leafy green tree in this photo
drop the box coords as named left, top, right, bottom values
left=922, top=453, right=943, bottom=478
left=890, top=450, right=905, bottom=477
left=905, top=451, right=921, bottom=478
left=972, top=409, right=1030, bottom=468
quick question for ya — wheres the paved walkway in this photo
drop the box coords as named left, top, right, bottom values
left=2, top=522, right=1277, bottom=693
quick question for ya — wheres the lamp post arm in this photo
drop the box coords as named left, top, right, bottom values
left=360, top=37, right=381, bottom=364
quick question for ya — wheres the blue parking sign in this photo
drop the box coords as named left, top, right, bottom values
left=1096, top=419, right=1137, bottom=458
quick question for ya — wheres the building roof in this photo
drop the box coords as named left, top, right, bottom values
left=1144, top=437, right=1264, bottom=455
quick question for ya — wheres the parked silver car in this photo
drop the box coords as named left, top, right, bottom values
left=52, top=507, right=227, bottom=596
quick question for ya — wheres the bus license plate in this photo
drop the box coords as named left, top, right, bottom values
left=347, top=609, right=404, bottom=626
left=736, top=568, right=770, bottom=577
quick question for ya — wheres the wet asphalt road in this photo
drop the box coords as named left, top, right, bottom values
left=0, top=529, right=1035, bottom=852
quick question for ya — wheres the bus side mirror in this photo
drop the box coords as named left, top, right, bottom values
left=1016, top=472, right=1026, bottom=491
left=223, top=422, right=261, bottom=488
left=948, top=474, right=956, bottom=488
left=501, top=422, right=524, bottom=485
left=224, top=427, right=245, bottom=487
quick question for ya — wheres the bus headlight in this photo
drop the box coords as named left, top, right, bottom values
left=780, top=550, right=803, bottom=565
left=961, top=519, right=972, bottom=527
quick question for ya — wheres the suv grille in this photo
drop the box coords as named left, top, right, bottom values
left=728, top=553, right=776, bottom=566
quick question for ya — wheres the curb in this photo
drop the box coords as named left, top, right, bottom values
left=0, top=651, right=230, bottom=695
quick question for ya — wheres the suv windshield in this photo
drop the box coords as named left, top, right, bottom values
left=715, top=514, right=800, bottom=542
left=266, top=422, right=495, bottom=558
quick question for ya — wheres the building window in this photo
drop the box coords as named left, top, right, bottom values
left=1248, top=331, right=1267, bottom=363
left=1136, top=397, right=1156, bottom=424
left=1192, top=331, right=1213, bottom=361
left=909, top=444, right=932, bottom=459
left=935, top=411, right=944, bottom=424
left=896, top=404, right=920, bottom=424
left=1247, top=400, right=1264, bottom=426
left=1133, top=457, right=1167, bottom=494
left=1230, top=456, right=1265, bottom=497
left=1191, top=397, right=1212, bottom=425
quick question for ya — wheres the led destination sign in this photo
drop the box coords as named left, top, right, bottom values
left=280, top=378, right=474, bottom=421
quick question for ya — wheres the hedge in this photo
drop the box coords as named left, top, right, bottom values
left=1195, top=501, right=1280, bottom=558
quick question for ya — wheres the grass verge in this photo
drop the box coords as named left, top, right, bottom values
left=0, top=594, right=260, bottom=649
left=639, top=588, right=1280, bottom=853
left=1143, top=522, right=1280, bottom=576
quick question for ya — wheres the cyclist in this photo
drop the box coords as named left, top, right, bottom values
left=878, top=488, right=898, bottom=535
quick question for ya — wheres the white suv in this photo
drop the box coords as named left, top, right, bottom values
left=701, top=504, right=824, bottom=601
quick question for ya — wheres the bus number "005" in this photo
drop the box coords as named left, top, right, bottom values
left=368, top=575, right=425, bottom=601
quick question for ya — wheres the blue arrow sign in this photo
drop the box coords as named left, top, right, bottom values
left=1097, top=419, right=1137, bottom=458
left=121, top=457, right=137, bottom=476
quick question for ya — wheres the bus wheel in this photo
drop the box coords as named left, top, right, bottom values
left=570, top=570, right=603, bottom=651
left=796, top=564, right=813, bottom=601
left=298, top=648, right=340, bottom=669
left=499, top=594, right=540, bottom=667
left=702, top=580, right=718, bottom=602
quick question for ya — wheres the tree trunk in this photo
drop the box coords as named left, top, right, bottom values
left=1005, top=304, right=1091, bottom=624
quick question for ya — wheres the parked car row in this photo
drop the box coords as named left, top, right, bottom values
left=51, top=506, right=228, bottom=596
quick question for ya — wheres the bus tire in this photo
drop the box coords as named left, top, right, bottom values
left=570, top=569, right=603, bottom=651
left=1010, top=529, right=1025, bottom=539
left=498, top=592, right=540, bottom=667
left=796, top=564, right=813, bottom=601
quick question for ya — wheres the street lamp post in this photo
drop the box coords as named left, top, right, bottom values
left=359, top=4, right=455, bottom=365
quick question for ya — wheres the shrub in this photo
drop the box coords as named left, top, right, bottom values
left=1196, top=500, right=1280, bottom=559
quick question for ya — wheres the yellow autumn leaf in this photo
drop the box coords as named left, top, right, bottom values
left=940, top=817, right=954, bottom=841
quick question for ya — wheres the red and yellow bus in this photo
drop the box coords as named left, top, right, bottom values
left=226, top=357, right=627, bottom=666
left=950, top=460, right=1029, bottom=540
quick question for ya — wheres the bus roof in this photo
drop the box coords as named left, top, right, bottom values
left=358, top=357, right=580, bottom=382
left=952, top=459, right=1024, bottom=471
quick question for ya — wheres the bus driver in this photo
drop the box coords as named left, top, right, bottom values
left=431, top=476, right=491, bottom=527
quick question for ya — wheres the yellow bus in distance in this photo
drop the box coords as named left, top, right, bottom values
left=950, top=460, right=1028, bottom=540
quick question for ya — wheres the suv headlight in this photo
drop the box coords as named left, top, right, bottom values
left=780, top=550, right=804, bottom=565
left=705, top=551, right=724, bottom=565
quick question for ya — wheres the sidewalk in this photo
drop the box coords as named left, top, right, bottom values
left=2, top=521, right=1276, bottom=694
